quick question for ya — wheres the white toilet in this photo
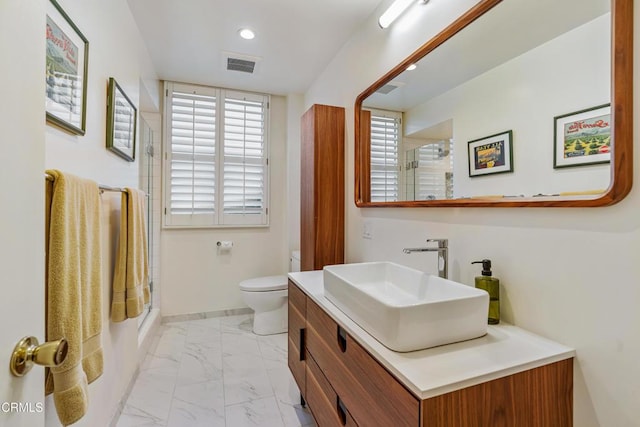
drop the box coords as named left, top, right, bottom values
left=239, top=251, right=301, bottom=335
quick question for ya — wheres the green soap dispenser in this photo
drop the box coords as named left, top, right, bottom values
left=472, top=259, right=500, bottom=324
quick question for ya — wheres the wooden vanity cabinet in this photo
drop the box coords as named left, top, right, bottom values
left=288, top=280, right=573, bottom=427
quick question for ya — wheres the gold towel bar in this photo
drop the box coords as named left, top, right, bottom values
left=44, top=172, right=135, bottom=194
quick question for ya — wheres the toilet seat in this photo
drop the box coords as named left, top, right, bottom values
left=239, top=275, right=287, bottom=292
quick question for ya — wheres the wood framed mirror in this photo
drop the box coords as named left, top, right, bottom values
left=355, top=0, right=632, bottom=207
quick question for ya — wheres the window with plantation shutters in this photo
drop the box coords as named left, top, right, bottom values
left=164, top=82, right=269, bottom=227
left=369, top=110, right=401, bottom=202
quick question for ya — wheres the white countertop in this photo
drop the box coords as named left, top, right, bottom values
left=288, top=270, right=575, bottom=400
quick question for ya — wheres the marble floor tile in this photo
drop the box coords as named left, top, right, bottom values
left=222, top=332, right=261, bottom=357
left=167, top=380, right=226, bottom=427
left=148, top=330, right=186, bottom=366
left=166, top=400, right=226, bottom=427
left=121, top=367, right=176, bottom=424
left=220, top=313, right=253, bottom=328
left=141, top=353, right=181, bottom=374
left=176, top=342, right=224, bottom=386
left=117, top=313, right=317, bottom=427
left=117, top=405, right=167, bottom=427
left=224, top=370, right=275, bottom=406
left=267, top=365, right=301, bottom=406
left=222, top=353, right=266, bottom=378
left=258, top=333, right=288, bottom=366
left=276, top=398, right=315, bottom=427
left=225, top=396, right=286, bottom=427
left=173, top=379, right=225, bottom=410
left=185, top=319, right=222, bottom=344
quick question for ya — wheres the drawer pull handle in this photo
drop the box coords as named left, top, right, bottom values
left=337, top=325, right=347, bottom=352
left=299, top=328, right=306, bottom=361
left=336, top=396, right=347, bottom=425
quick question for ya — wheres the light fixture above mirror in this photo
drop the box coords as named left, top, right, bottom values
left=379, top=0, right=430, bottom=29
left=356, top=0, right=632, bottom=208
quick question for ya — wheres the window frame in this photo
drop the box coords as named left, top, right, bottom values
left=163, top=81, right=270, bottom=229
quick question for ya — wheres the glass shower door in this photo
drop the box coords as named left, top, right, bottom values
left=138, top=116, right=154, bottom=328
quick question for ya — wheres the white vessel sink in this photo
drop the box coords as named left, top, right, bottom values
left=323, top=262, right=489, bottom=352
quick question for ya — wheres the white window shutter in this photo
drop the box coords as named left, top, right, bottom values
left=163, top=82, right=269, bottom=228
left=370, top=111, right=401, bottom=202
left=165, top=83, right=217, bottom=226
left=222, top=91, right=268, bottom=225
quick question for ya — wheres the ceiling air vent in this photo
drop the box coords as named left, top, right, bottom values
left=376, top=82, right=404, bottom=95
left=222, top=52, right=261, bottom=74
left=227, top=57, right=255, bottom=73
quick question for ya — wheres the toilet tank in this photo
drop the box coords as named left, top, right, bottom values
left=291, top=251, right=301, bottom=272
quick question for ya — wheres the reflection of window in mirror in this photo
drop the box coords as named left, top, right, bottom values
left=413, top=140, right=454, bottom=200
left=403, top=119, right=454, bottom=201
left=369, top=109, right=402, bottom=202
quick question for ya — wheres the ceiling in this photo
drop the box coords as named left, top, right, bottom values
left=127, top=0, right=384, bottom=96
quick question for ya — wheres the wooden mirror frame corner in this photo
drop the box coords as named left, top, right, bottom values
left=355, top=0, right=632, bottom=208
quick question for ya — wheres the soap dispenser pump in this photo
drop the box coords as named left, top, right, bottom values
left=472, top=259, right=500, bottom=324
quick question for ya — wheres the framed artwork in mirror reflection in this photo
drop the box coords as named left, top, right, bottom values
left=553, top=104, right=611, bottom=169
left=467, top=130, right=513, bottom=177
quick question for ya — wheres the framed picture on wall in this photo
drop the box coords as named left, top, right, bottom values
left=553, top=104, right=611, bottom=168
left=106, top=78, right=137, bottom=162
left=46, top=0, right=89, bottom=135
left=467, top=130, right=514, bottom=177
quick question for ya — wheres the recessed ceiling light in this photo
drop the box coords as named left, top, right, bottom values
left=406, top=63, right=417, bottom=71
left=238, top=28, right=255, bottom=40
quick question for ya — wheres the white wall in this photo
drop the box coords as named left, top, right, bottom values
left=304, top=1, right=640, bottom=426
left=404, top=14, right=611, bottom=197
left=161, top=95, right=289, bottom=316
left=43, top=0, right=159, bottom=425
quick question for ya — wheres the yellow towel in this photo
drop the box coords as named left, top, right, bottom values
left=111, top=188, right=149, bottom=322
left=45, top=170, right=104, bottom=426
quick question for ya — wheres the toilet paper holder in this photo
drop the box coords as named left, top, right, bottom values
left=217, top=241, right=233, bottom=249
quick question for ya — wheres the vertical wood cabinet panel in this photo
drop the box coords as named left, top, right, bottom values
left=300, top=104, right=345, bottom=271
left=421, top=358, right=573, bottom=427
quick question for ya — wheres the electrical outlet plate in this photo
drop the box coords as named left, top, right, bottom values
left=363, top=221, right=373, bottom=239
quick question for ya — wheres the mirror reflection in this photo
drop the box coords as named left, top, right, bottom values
left=361, top=0, right=612, bottom=202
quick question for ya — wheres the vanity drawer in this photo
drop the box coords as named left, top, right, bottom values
left=287, top=335, right=305, bottom=394
left=288, top=280, right=306, bottom=314
left=306, top=299, right=419, bottom=427
left=288, top=283, right=307, bottom=395
left=306, top=354, right=358, bottom=427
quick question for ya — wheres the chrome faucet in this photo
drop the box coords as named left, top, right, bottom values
left=403, top=239, right=448, bottom=279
